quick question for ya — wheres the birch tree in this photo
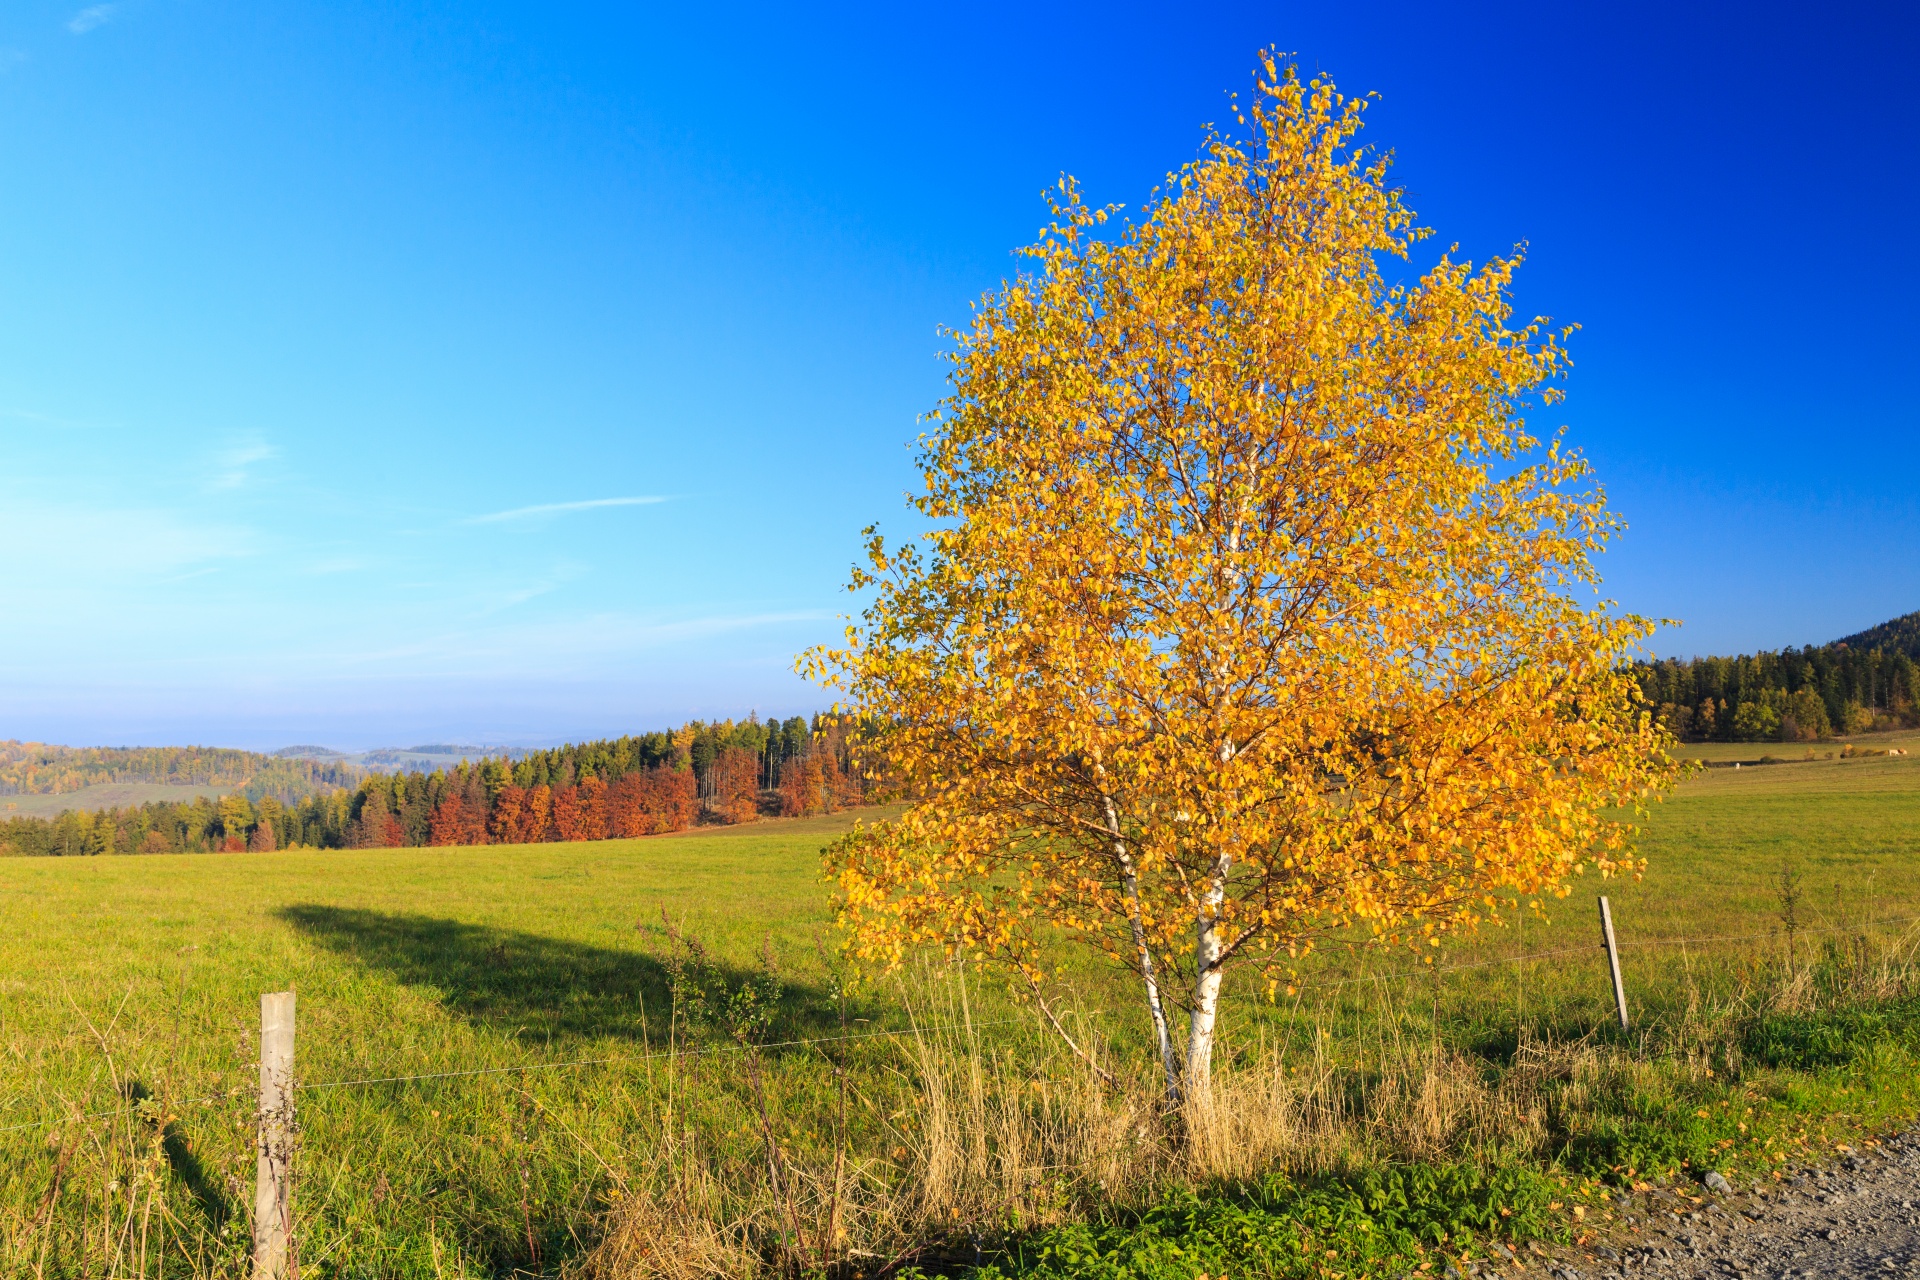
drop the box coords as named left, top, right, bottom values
left=803, top=57, right=1679, bottom=1109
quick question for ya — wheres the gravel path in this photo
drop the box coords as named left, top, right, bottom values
left=1473, top=1133, right=1920, bottom=1280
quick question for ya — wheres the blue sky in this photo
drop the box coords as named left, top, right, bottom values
left=0, top=1, right=1914, bottom=749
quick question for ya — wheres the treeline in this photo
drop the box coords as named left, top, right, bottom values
left=0, top=741, right=357, bottom=801
left=0, top=715, right=873, bottom=857
left=1635, top=639, right=1920, bottom=742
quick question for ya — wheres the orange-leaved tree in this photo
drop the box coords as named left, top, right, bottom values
left=802, top=56, right=1679, bottom=1109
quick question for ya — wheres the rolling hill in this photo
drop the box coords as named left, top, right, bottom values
left=0, top=741, right=358, bottom=808
left=0, top=782, right=230, bottom=818
left=1836, top=608, right=1920, bottom=659
left=273, top=743, right=540, bottom=773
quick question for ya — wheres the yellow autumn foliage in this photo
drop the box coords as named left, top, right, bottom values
left=802, top=55, right=1679, bottom=1104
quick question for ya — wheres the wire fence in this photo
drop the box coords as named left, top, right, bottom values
left=5, top=910, right=1916, bottom=1141
left=1302, top=912, right=1920, bottom=991
left=0, top=1016, right=1029, bottom=1138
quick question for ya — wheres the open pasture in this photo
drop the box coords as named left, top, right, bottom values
left=4, top=753, right=1920, bottom=1278
left=0, top=812, right=882, bottom=1275
left=0, top=783, right=230, bottom=819
left=1672, top=726, right=1920, bottom=767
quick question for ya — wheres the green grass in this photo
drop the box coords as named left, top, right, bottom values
left=954, top=997, right=1920, bottom=1280
left=4, top=748, right=1920, bottom=1278
left=0, top=812, right=894, bottom=1276
left=1090, top=746, right=1920, bottom=1095
left=962, top=1163, right=1581, bottom=1280
left=1673, top=725, right=1920, bottom=765
left=948, top=745, right=1920, bottom=1280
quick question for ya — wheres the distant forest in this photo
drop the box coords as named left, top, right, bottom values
left=1635, top=609, right=1920, bottom=742
left=0, top=715, right=871, bottom=857
left=12, top=606, right=1919, bottom=855
left=0, top=741, right=356, bottom=800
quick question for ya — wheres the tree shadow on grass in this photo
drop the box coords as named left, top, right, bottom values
left=279, top=905, right=836, bottom=1047
left=123, top=1080, right=233, bottom=1233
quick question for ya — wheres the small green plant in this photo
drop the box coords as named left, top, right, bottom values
left=661, top=912, right=809, bottom=1270
left=660, top=908, right=782, bottom=1050
left=948, top=1163, right=1577, bottom=1280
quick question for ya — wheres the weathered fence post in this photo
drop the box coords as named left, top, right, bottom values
left=253, top=991, right=296, bottom=1280
left=1598, top=896, right=1629, bottom=1032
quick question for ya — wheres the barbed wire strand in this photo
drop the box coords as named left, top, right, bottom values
left=0, top=1016, right=1028, bottom=1137
left=1302, top=913, right=1920, bottom=991
left=6, top=913, right=1914, bottom=1138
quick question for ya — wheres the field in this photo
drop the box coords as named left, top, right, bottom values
left=5, top=743, right=1920, bottom=1278
left=1675, top=725, right=1920, bottom=767
left=0, top=782, right=229, bottom=818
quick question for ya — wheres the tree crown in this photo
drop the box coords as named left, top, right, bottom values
left=805, top=56, right=1677, bottom=1025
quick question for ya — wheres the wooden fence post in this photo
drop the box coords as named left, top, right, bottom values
left=253, top=991, right=296, bottom=1280
left=1598, top=896, right=1629, bottom=1032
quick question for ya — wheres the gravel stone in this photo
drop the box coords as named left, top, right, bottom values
left=1536, top=1132, right=1920, bottom=1280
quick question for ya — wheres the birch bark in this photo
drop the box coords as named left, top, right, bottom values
left=1185, top=847, right=1231, bottom=1105
left=1100, top=788, right=1180, bottom=1103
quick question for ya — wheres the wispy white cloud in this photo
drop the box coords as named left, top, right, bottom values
left=0, top=593, right=836, bottom=715
left=465, top=496, right=667, bottom=524
left=67, top=4, right=115, bottom=34
left=266, top=609, right=834, bottom=675
left=0, top=49, right=28, bottom=72
left=467, top=561, right=589, bottom=617
left=0, top=497, right=255, bottom=585
left=0, top=405, right=103, bottom=428
left=209, top=441, right=274, bottom=491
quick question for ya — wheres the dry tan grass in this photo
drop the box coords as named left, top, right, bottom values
left=578, top=974, right=1628, bottom=1280
left=582, top=1164, right=759, bottom=1280
left=30, top=929, right=1920, bottom=1280
left=583, top=929, right=1920, bottom=1280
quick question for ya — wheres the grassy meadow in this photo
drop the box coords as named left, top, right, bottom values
left=4, top=738, right=1920, bottom=1277
left=0, top=783, right=230, bottom=819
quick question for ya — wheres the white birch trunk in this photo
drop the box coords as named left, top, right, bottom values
left=1186, top=682, right=1240, bottom=1109
left=1180, top=459, right=1252, bottom=1114
left=1101, top=790, right=1180, bottom=1104
left=1185, top=858, right=1229, bottom=1107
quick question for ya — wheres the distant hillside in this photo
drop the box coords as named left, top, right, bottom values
left=0, top=715, right=862, bottom=855
left=0, top=742, right=358, bottom=803
left=1637, top=607, right=1920, bottom=742
left=0, top=783, right=229, bottom=818
left=1836, top=609, right=1920, bottom=660
left=273, top=743, right=540, bottom=773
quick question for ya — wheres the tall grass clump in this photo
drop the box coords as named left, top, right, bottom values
left=582, top=918, right=1920, bottom=1279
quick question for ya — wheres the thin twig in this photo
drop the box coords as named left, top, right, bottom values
left=1022, top=973, right=1118, bottom=1088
